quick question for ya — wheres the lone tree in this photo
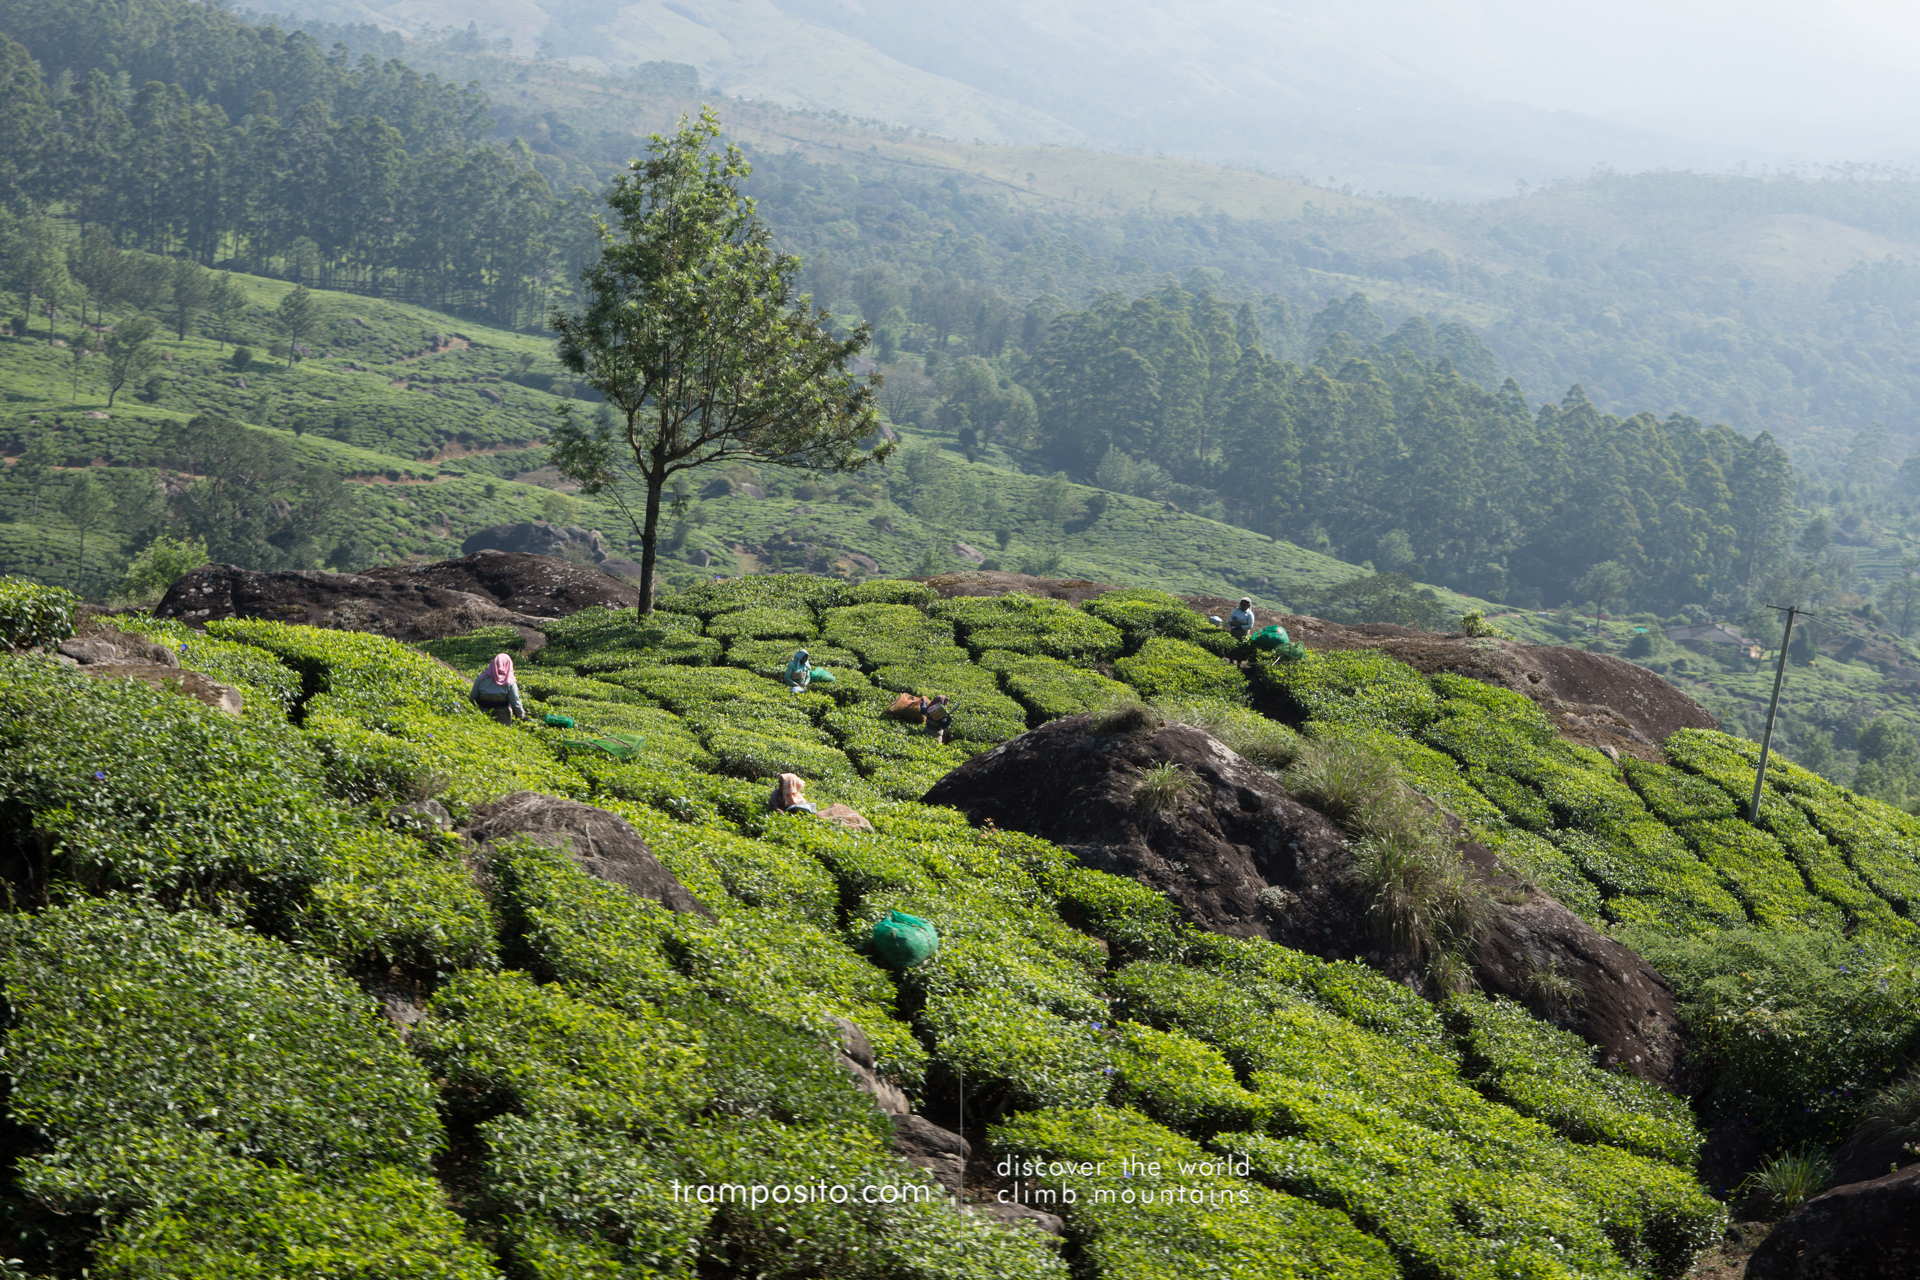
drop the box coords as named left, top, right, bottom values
left=276, top=285, right=317, bottom=363
left=548, top=108, right=886, bottom=614
left=101, top=316, right=158, bottom=408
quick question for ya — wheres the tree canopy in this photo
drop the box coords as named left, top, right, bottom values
left=548, top=109, right=886, bottom=613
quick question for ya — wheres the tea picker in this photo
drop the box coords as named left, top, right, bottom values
left=769, top=771, right=818, bottom=814
left=470, top=653, right=525, bottom=723
left=785, top=647, right=838, bottom=693
left=1228, top=597, right=1256, bottom=642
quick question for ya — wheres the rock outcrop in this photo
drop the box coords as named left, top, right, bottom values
left=463, top=792, right=712, bottom=918
left=924, top=715, right=1688, bottom=1089
left=153, top=552, right=634, bottom=641
left=1745, top=1162, right=1920, bottom=1278
left=1186, top=596, right=1717, bottom=761
left=362, top=551, right=638, bottom=617
left=57, top=625, right=244, bottom=715
left=460, top=522, right=646, bottom=582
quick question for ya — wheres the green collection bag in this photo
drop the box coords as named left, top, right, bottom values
left=808, top=667, right=837, bottom=684
left=871, top=910, right=940, bottom=969
left=543, top=713, right=575, bottom=728
left=562, top=730, right=644, bottom=762
left=1250, top=625, right=1308, bottom=663
left=1249, top=624, right=1290, bottom=651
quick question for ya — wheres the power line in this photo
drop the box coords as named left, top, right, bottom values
left=1749, top=605, right=1798, bottom=823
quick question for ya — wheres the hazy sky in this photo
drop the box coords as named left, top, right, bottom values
left=1311, top=0, right=1920, bottom=158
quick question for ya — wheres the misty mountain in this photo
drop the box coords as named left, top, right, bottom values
left=274, top=0, right=1754, bottom=198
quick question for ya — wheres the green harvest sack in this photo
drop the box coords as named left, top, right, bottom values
left=1250, top=625, right=1308, bottom=663
left=543, top=713, right=575, bottom=728
left=808, top=667, right=837, bottom=684
left=563, top=730, right=644, bottom=761
left=871, top=910, right=939, bottom=969
left=1249, top=624, right=1290, bottom=651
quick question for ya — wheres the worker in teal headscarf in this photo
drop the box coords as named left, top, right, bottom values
left=785, top=648, right=812, bottom=693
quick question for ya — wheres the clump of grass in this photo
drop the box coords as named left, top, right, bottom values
left=1288, top=738, right=1492, bottom=986
left=1737, top=1147, right=1834, bottom=1219
left=1524, top=957, right=1580, bottom=1016
left=1133, top=761, right=1203, bottom=813
left=1862, top=1069, right=1920, bottom=1142
left=1092, top=698, right=1166, bottom=736
left=1349, top=827, right=1490, bottom=981
left=1284, top=739, right=1406, bottom=833
left=1155, top=698, right=1302, bottom=768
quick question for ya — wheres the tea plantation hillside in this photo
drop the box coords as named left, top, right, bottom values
left=0, top=265, right=1382, bottom=602
left=8, top=570, right=1920, bottom=1275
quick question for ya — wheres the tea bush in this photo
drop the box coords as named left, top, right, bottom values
left=705, top=606, right=819, bottom=644
left=414, top=624, right=525, bottom=674
left=1113, top=637, right=1247, bottom=703
left=1082, top=586, right=1225, bottom=653
left=868, top=660, right=1029, bottom=743
left=1259, top=648, right=1441, bottom=732
left=979, top=648, right=1133, bottom=722
left=1, top=898, right=442, bottom=1179
left=932, top=594, right=1124, bottom=663
left=208, top=618, right=471, bottom=715
left=0, top=655, right=334, bottom=904
left=1621, top=926, right=1920, bottom=1150
left=991, top=1107, right=1399, bottom=1280
left=113, top=614, right=305, bottom=715
left=535, top=606, right=716, bottom=671
left=0, top=574, right=77, bottom=650
left=1443, top=995, right=1702, bottom=1165
left=297, top=825, right=498, bottom=975
left=657, top=573, right=851, bottom=619
left=0, top=590, right=1813, bottom=1277
left=820, top=603, right=963, bottom=668
left=90, top=1155, right=497, bottom=1280
left=412, top=969, right=705, bottom=1129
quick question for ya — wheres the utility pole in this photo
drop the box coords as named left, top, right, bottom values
left=1750, top=606, right=1798, bottom=823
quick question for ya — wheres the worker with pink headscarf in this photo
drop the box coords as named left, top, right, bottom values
left=470, top=652, right=525, bottom=724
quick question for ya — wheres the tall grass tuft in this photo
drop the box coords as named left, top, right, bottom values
left=1133, top=761, right=1203, bottom=813
left=1737, top=1147, right=1834, bottom=1219
left=1863, top=1069, right=1920, bottom=1142
left=1091, top=698, right=1166, bottom=736
left=1288, top=738, right=1492, bottom=987
left=1155, top=698, right=1302, bottom=768
left=1282, top=739, right=1401, bottom=829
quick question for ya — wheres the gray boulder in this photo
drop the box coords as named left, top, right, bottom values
left=1746, top=1162, right=1920, bottom=1278
left=464, top=792, right=712, bottom=918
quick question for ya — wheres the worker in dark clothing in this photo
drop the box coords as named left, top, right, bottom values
left=471, top=653, right=525, bottom=723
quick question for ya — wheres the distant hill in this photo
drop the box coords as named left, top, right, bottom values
left=272, top=0, right=1746, bottom=199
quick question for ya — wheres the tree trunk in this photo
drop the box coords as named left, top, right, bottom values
left=637, top=445, right=667, bottom=617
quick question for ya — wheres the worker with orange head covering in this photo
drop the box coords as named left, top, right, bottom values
left=769, top=772, right=817, bottom=814
left=470, top=652, right=525, bottom=724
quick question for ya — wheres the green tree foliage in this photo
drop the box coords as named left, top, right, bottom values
left=155, top=414, right=359, bottom=570
left=100, top=314, right=157, bottom=407
left=5, top=206, right=71, bottom=343
left=548, top=109, right=886, bottom=613
left=275, top=285, right=317, bottom=362
left=115, top=532, right=209, bottom=603
left=1027, top=287, right=1794, bottom=610
left=0, top=11, right=560, bottom=325
left=57, top=469, right=114, bottom=596
left=166, top=256, right=210, bottom=340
